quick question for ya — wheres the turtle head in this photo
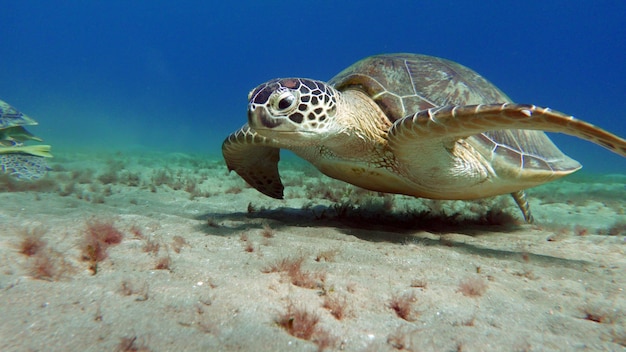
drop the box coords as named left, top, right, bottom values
left=247, top=78, right=340, bottom=146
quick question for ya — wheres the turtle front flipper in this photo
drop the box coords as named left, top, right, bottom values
left=390, top=103, right=626, bottom=157
left=222, top=124, right=284, bottom=199
left=387, top=103, right=626, bottom=222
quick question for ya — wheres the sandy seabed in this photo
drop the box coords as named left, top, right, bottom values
left=0, top=151, right=624, bottom=352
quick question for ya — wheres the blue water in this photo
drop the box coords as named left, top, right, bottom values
left=1, top=1, right=624, bottom=173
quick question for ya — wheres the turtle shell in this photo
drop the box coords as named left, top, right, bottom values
left=329, top=53, right=581, bottom=173
left=329, top=53, right=513, bottom=121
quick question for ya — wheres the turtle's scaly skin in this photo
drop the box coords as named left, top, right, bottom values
left=223, top=54, right=626, bottom=222
left=0, top=154, right=50, bottom=180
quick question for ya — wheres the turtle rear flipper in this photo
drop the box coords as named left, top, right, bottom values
left=222, top=124, right=284, bottom=199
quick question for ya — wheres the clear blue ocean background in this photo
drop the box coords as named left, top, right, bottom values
left=1, top=1, right=624, bottom=173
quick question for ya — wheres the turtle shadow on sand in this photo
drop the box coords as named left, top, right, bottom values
left=195, top=201, right=522, bottom=238
left=194, top=205, right=592, bottom=270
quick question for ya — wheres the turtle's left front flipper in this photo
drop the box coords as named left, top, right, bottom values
left=388, top=103, right=625, bottom=224
left=390, top=103, right=626, bottom=157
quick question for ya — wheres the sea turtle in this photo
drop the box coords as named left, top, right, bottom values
left=223, top=54, right=626, bottom=222
left=0, top=99, right=52, bottom=179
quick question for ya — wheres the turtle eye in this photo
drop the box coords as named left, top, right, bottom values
left=270, top=90, right=299, bottom=114
left=278, top=95, right=295, bottom=110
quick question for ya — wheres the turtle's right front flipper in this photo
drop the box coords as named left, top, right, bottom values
left=222, top=124, right=285, bottom=199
